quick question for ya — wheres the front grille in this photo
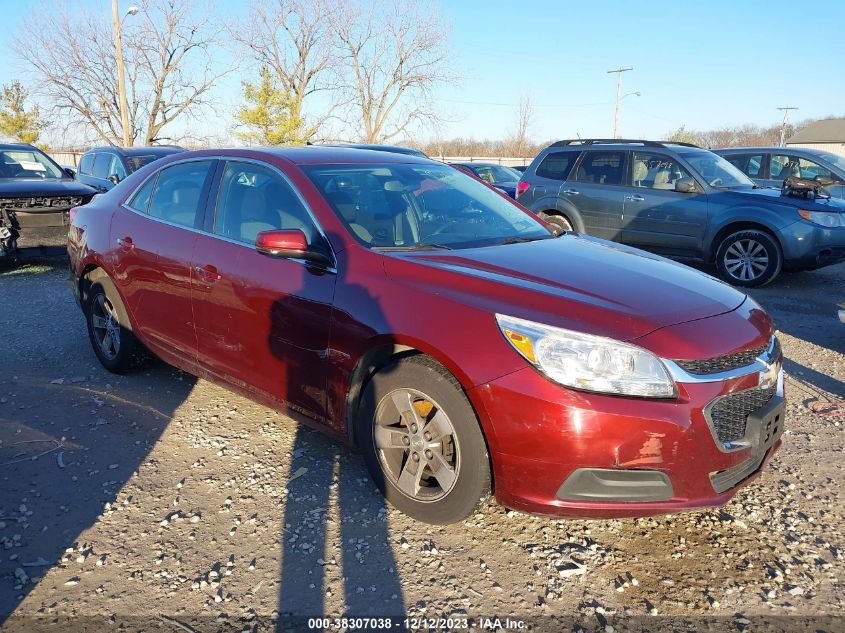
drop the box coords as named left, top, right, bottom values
left=710, top=383, right=777, bottom=443
left=0, top=196, right=84, bottom=212
left=676, top=343, right=768, bottom=375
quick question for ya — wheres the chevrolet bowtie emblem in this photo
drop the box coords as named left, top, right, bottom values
left=758, top=358, right=779, bottom=390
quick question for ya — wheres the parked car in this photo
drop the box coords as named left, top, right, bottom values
left=317, top=143, right=428, bottom=158
left=516, top=139, right=845, bottom=287
left=450, top=162, right=523, bottom=198
left=0, top=143, right=96, bottom=259
left=68, top=146, right=784, bottom=524
left=76, top=146, right=186, bottom=192
left=715, top=146, right=845, bottom=198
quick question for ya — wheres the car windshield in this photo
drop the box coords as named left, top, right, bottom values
left=467, top=164, right=521, bottom=184
left=0, top=149, right=64, bottom=179
left=304, top=163, right=552, bottom=249
left=681, top=151, right=755, bottom=188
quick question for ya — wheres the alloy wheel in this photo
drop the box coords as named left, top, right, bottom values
left=723, top=238, right=769, bottom=282
left=90, top=293, right=121, bottom=360
left=374, top=388, right=460, bottom=502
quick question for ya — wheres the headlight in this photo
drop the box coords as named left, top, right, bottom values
left=798, top=209, right=845, bottom=227
left=496, top=314, right=676, bottom=398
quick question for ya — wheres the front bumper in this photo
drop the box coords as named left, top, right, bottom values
left=780, top=220, right=845, bottom=270
left=471, top=362, right=784, bottom=519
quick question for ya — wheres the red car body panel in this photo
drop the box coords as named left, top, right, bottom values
left=68, top=148, right=784, bottom=519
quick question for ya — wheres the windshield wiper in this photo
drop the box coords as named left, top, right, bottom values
left=496, top=235, right=553, bottom=246
left=375, top=243, right=453, bottom=251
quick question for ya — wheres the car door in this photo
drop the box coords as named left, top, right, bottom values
left=564, top=150, right=626, bottom=240
left=621, top=151, right=709, bottom=257
left=191, top=159, right=337, bottom=422
left=109, top=159, right=216, bottom=368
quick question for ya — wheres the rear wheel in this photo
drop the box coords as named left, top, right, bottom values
left=544, top=214, right=573, bottom=232
left=85, top=280, right=146, bottom=373
left=356, top=356, right=491, bottom=524
left=715, top=229, right=782, bottom=287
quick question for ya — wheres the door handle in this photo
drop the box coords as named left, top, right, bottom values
left=193, top=264, right=221, bottom=283
left=562, top=189, right=580, bottom=195
left=624, top=194, right=645, bottom=202
left=116, top=236, right=134, bottom=249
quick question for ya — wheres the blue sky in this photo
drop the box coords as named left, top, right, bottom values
left=2, top=0, right=842, bottom=144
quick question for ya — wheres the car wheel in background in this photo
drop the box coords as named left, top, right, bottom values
left=357, top=355, right=491, bottom=524
left=85, top=280, right=146, bottom=373
left=715, top=229, right=782, bottom=287
left=544, top=214, right=573, bottom=232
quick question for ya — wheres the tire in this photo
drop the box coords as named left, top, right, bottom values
left=85, top=280, right=146, bottom=373
left=356, top=355, right=491, bottom=524
left=715, top=229, right=782, bottom=287
left=544, top=214, right=573, bottom=233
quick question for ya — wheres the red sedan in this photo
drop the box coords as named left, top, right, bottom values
left=68, top=147, right=785, bottom=524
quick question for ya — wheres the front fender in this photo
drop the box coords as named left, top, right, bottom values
left=705, top=204, right=795, bottom=258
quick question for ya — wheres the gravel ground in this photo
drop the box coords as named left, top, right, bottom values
left=0, top=260, right=843, bottom=632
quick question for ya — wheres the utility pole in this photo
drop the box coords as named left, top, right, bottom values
left=112, top=0, right=137, bottom=147
left=777, top=106, right=798, bottom=147
left=607, top=67, right=633, bottom=139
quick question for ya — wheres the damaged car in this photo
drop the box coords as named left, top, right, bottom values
left=0, top=143, right=96, bottom=259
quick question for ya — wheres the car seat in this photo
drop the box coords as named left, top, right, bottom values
left=632, top=160, right=648, bottom=186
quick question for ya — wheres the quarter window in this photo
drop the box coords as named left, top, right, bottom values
left=213, top=161, right=323, bottom=247
left=148, top=160, right=213, bottom=228
left=127, top=175, right=157, bottom=214
left=574, top=151, right=625, bottom=185
left=535, top=152, right=577, bottom=181
left=631, top=152, right=693, bottom=190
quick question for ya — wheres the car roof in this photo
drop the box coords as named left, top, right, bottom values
left=86, top=146, right=185, bottom=157
left=714, top=146, right=824, bottom=154
left=318, top=143, right=428, bottom=157
left=248, top=146, right=434, bottom=165
left=0, top=143, right=40, bottom=151
left=451, top=162, right=511, bottom=168
left=543, top=141, right=707, bottom=153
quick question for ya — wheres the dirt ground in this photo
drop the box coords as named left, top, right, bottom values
left=0, top=258, right=843, bottom=632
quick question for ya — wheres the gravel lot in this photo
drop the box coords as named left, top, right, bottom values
left=0, top=259, right=843, bottom=632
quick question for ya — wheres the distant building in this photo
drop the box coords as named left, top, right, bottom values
left=786, top=118, right=845, bottom=157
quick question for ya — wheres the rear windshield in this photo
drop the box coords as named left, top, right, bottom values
left=0, top=149, right=64, bottom=179
left=125, top=154, right=168, bottom=173
left=303, top=163, right=551, bottom=250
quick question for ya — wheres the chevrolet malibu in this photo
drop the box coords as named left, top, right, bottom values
left=67, top=148, right=785, bottom=524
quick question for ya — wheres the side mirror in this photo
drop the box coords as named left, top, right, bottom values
left=64, top=167, right=76, bottom=179
left=255, top=229, right=333, bottom=267
left=108, top=173, right=121, bottom=186
left=674, top=178, right=697, bottom=193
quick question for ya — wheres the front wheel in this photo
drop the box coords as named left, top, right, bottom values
left=356, top=356, right=491, bottom=524
left=715, top=229, right=782, bottom=287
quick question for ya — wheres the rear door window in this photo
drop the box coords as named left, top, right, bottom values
left=148, top=160, right=214, bottom=228
left=573, top=151, right=625, bottom=185
left=724, top=153, right=763, bottom=178
left=535, top=152, right=577, bottom=180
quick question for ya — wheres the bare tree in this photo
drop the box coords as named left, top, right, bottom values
left=334, top=0, right=452, bottom=143
left=507, top=94, right=535, bottom=157
left=14, top=0, right=228, bottom=146
left=232, top=0, right=337, bottom=144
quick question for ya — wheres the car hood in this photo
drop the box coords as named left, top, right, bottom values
left=724, top=186, right=845, bottom=211
left=383, top=234, right=747, bottom=341
left=0, top=179, right=97, bottom=198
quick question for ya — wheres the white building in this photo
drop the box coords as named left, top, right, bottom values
left=786, top=118, right=845, bottom=157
